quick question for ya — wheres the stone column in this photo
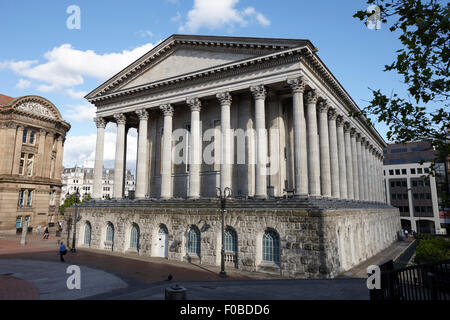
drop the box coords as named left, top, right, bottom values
left=217, top=92, right=232, bottom=192
left=113, top=113, right=127, bottom=199
left=187, top=98, right=202, bottom=199
left=287, top=78, right=308, bottom=198
left=336, top=116, right=347, bottom=199
left=344, top=122, right=354, bottom=200
left=54, top=136, right=64, bottom=179
left=160, top=105, right=174, bottom=199
left=43, top=132, right=55, bottom=178
left=251, top=85, right=268, bottom=199
left=367, top=145, right=374, bottom=202
left=328, top=109, right=340, bottom=199
left=374, top=152, right=379, bottom=202
left=12, top=125, right=24, bottom=175
left=135, top=109, right=149, bottom=199
left=305, top=90, right=321, bottom=197
left=318, top=101, right=331, bottom=198
left=361, top=139, right=369, bottom=201
left=356, top=134, right=364, bottom=202
left=351, top=129, right=359, bottom=201
left=35, top=129, right=47, bottom=177
left=93, top=117, right=106, bottom=199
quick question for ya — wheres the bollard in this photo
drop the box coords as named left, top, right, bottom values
left=165, top=284, right=187, bottom=300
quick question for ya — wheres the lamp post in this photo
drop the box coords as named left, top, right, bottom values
left=68, top=188, right=81, bottom=253
left=216, top=187, right=231, bottom=278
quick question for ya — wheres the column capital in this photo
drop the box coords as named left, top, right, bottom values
left=160, top=104, right=174, bottom=117
left=336, top=115, right=345, bottom=127
left=305, top=89, right=318, bottom=104
left=250, top=85, right=267, bottom=100
left=16, top=124, right=25, bottom=131
left=355, top=132, right=362, bottom=141
left=317, top=100, right=329, bottom=113
left=94, top=117, right=107, bottom=128
left=216, top=92, right=232, bottom=105
left=343, top=122, right=351, bottom=132
left=136, top=109, right=149, bottom=121
left=287, top=77, right=306, bottom=93
left=350, top=128, right=356, bottom=137
left=327, top=108, right=337, bottom=120
left=39, top=128, right=46, bottom=135
left=113, top=113, right=126, bottom=125
left=187, top=97, right=202, bottom=112
left=56, top=135, right=65, bottom=142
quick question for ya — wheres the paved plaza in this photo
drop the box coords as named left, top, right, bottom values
left=0, top=233, right=411, bottom=300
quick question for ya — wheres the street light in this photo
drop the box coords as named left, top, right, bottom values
left=216, top=187, right=232, bottom=278
left=67, top=188, right=81, bottom=253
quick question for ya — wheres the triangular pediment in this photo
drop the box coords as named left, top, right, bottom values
left=86, top=35, right=315, bottom=100
left=119, top=47, right=257, bottom=90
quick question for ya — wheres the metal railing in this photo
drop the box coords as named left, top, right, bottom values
left=370, top=259, right=450, bottom=300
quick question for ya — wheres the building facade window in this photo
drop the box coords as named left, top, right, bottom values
left=187, top=227, right=200, bottom=256
left=22, top=129, right=28, bottom=143
left=26, top=190, right=33, bottom=207
left=29, top=131, right=35, bottom=144
left=130, top=224, right=139, bottom=249
left=18, top=190, right=25, bottom=207
left=84, top=223, right=91, bottom=246
left=106, top=223, right=114, bottom=242
left=224, top=227, right=237, bottom=253
left=19, top=153, right=25, bottom=175
left=262, top=229, right=280, bottom=263
left=26, top=154, right=34, bottom=176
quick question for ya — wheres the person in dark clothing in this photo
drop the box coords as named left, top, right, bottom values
left=43, top=226, right=49, bottom=240
left=59, top=242, right=67, bottom=262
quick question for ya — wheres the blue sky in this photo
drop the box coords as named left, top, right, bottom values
left=0, top=0, right=409, bottom=170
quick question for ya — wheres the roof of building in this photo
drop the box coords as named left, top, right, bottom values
left=0, top=94, right=14, bottom=106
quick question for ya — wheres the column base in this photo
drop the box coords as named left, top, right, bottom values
left=294, top=194, right=309, bottom=200
left=254, top=195, right=267, bottom=200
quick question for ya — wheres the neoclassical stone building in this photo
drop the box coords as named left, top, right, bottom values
left=0, top=95, right=70, bottom=233
left=68, top=35, right=400, bottom=278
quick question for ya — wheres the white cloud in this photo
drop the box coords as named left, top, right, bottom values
left=138, top=30, right=154, bottom=38
left=0, top=43, right=154, bottom=98
left=63, top=125, right=138, bottom=171
left=64, top=104, right=96, bottom=122
left=16, top=79, right=31, bottom=89
left=179, top=0, right=271, bottom=33
left=171, top=11, right=182, bottom=23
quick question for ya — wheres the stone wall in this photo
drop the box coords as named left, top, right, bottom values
left=65, top=201, right=400, bottom=278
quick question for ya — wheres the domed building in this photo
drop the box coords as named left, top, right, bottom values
left=0, top=94, right=70, bottom=233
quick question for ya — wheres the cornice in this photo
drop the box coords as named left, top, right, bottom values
left=89, top=46, right=306, bottom=104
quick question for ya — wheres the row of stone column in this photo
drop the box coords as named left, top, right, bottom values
left=92, top=78, right=385, bottom=202
left=9, top=125, right=63, bottom=179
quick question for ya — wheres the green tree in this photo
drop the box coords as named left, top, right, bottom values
left=59, top=193, right=92, bottom=215
left=353, top=0, right=449, bottom=162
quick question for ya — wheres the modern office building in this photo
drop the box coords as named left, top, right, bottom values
left=383, top=140, right=449, bottom=234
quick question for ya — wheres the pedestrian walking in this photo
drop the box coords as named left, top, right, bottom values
left=43, top=226, right=49, bottom=240
left=404, top=229, right=409, bottom=238
left=59, top=241, right=67, bottom=262
left=37, top=225, right=41, bottom=236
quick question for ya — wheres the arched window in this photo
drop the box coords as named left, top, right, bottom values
left=130, top=224, right=140, bottom=249
left=84, top=222, right=91, bottom=246
left=224, top=227, right=237, bottom=253
left=187, top=227, right=200, bottom=256
left=262, top=229, right=280, bottom=263
left=106, top=223, right=114, bottom=242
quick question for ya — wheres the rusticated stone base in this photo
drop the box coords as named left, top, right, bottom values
left=64, top=199, right=400, bottom=278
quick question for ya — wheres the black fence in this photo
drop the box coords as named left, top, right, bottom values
left=370, top=259, right=450, bottom=300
